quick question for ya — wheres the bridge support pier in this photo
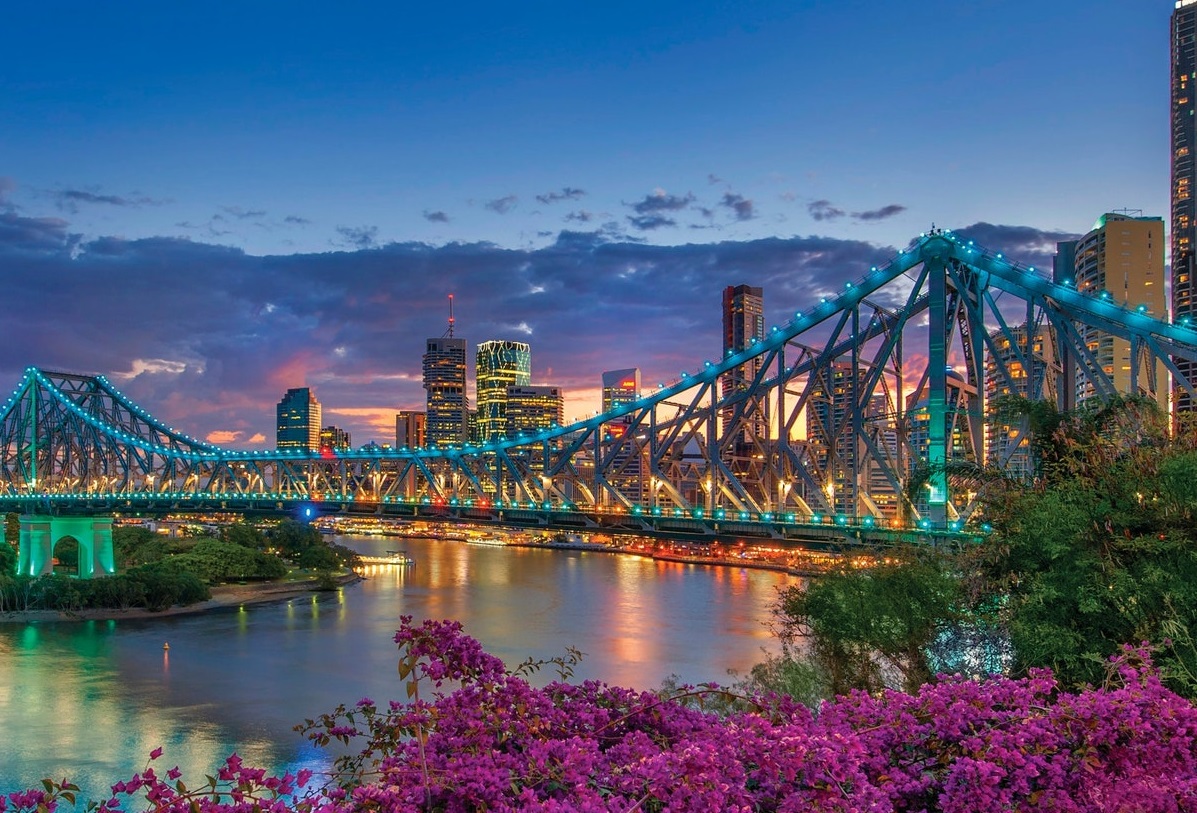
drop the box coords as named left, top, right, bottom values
left=16, top=515, right=116, bottom=579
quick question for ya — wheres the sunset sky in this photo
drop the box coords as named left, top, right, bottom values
left=0, top=1, right=1171, bottom=447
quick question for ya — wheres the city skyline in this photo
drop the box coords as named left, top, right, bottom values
left=0, top=1, right=1174, bottom=447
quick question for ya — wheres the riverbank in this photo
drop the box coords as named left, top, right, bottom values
left=0, top=573, right=362, bottom=624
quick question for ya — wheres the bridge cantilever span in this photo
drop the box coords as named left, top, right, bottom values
left=2, top=232, right=1194, bottom=546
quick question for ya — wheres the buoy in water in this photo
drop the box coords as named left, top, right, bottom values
left=163, top=643, right=170, bottom=651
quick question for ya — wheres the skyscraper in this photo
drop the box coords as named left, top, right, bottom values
left=984, top=324, right=1056, bottom=481
left=721, top=285, right=765, bottom=444
left=505, top=386, right=564, bottom=435
left=476, top=340, right=531, bottom=441
left=395, top=410, right=426, bottom=449
left=1173, top=1, right=1197, bottom=412
left=601, top=369, right=643, bottom=503
left=423, top=337, right=468, bottom=446
left=602, top=369, right=640, bottom=418
left=276, top=388, right=321, bottom=451
left=319, top=425, right=351, bottom=452
left=1058, top=213, right=1167, bottom=409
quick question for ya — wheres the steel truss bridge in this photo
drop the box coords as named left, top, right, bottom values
left=2, top=231, right=1196, bottom=547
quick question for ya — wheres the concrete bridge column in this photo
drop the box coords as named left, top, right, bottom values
left=16, top=517, right=54, bottom=576
left=15, top=515, right=116, bottom=579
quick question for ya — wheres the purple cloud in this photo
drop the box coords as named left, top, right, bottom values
left=629, top=190, right=695, bottom=214
left=485, top=195, right=518, bottom=214
left=535, top=187, right=586, bottom=205
left=853, top=204, right=906, bottom=222
left=808, top=200, right=845, bottom=221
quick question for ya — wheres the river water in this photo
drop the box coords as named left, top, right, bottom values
left=0, top=535, right=792, bottom=802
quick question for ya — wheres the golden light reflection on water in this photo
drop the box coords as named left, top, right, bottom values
left=1, top=534, right=791, bottom=801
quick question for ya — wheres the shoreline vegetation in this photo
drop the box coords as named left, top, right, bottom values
left=0, top=571, right=362, bottom=624
left=0, top=523, right=804, bottom=625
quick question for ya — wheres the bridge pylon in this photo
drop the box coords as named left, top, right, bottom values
left=17, top=515, right=116, bottom=579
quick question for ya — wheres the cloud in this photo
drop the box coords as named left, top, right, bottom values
left=221, top=206, right=267, bottom=220
left=0, top=214, right=1077, bottom=449
left=0, top=211, right=79, bottom=253
left=206, top=429, right=243, bottom=444
left=423, top=210, right=450, bottom=223
left=0, top=177, right=17, bottom=208
left=808, top=200, right=845, bottom=221
left=627, top=214, right=677, bottom=231
left=565, top=210, right=594, bottom=223
left=707, top=174, right=724, bottom=185
left=334, top=225, right=379, bottom=249
left=629, top=189, right=695, bottom=214
left=853, top=204, right=906, bottom=222
left=485, top=195, right=518, bottom=214
left=52, top=188, right=169, bottom=214
left=284, top=215, right=311, bottom=226
left=535, top=187, right=585, bottom=205
left=953, top=223, right=1081, bottom=271
left=720, top=193, right=755, bottom=221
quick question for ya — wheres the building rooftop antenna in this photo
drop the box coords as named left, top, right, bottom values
left=446, top=294, right=455, bottom=338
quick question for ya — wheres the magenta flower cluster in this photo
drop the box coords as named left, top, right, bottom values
left=6, top=618, right=1197, bottom=812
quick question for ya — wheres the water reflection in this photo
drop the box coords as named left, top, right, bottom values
left=0, top=535, right=790, bottom=801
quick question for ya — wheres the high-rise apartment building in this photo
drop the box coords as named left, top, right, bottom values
left=319, top=425, right=351, bottom=452
left=506, top=386, right=564, bottom=435
left=1174, top=1, right=1197, bottom=413
left=602, top=368, right=640, bottom=413
left=395, top=410, right=427, bottom=449
left=601, top=369, right=643, bottom=503
left=476, top=340, right=531, bottom=441
left=721, top=285, right=766, bottom=454
left=601, top=368, right=640, bottom=438
left=276, top=388, right=322, bottom=451
left=1058, top=213, right=1167, bottom=410
left=423, top=337, right=469, bottom=446
left=984, top=324, right=1056, bottom=481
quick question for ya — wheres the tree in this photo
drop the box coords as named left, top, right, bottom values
left=980, top=396, right=1197, bottom=696
left=0, top=513, right=16, bottom=576
left=776, top=548, right=964, bottom=695
left=168, top=539, right=287, bottom=584
left=222, top=522, right=268, bottom=550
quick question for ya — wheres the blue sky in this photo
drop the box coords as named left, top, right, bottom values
left=0, top=1, right=1175, bottom=446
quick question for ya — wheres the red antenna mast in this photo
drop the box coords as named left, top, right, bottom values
left=447, top=294, right=455, bottom=338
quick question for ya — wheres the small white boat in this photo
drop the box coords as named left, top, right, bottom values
left=466, top=536, right=508, bottom=546
left=356, top=551, right=414, bottom=565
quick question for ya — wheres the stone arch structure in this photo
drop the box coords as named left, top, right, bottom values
left=17, top=516, right=115, bottom=578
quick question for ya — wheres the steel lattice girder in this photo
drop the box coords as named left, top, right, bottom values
left=3, top=233, right=1197, bottom=526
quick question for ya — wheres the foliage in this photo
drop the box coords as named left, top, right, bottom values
left=166, top=538, right=287, bottom=585
left=980, top=396, right=1197, bottom=695
left=112, top=525, right=187, bottom=568
left=270, top=520, right=339, bottom=570
left=0, top=563, right=209, bottom=612
left=0, top=538, right=14, bottom=578
left=10, top=621, right=1197, bottom=812
left=776, top=549, right=965, bottom=695
left=4, top=512, right=17, bottom=547
left=221, top=521, right=269, bottom=550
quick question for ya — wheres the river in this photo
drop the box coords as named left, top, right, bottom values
left=0, top=534, right=793, bottom=802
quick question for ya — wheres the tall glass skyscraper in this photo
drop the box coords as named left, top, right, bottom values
left=276, top=388, right=322, bottom=451
left=602, top=368, right=641, bottom=414
left=721, top=285, right=765, bottom=443
left=423, top=337, right=468, bottom=446
left=476, top=340, right=531, bottom=441
left=1173, top=1, right=1197, bottom=413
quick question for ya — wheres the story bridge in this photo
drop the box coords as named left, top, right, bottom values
left=4, top=230, right=1197, bottom=564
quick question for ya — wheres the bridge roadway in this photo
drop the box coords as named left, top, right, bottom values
left=0, top=492, right=982, bottom=551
